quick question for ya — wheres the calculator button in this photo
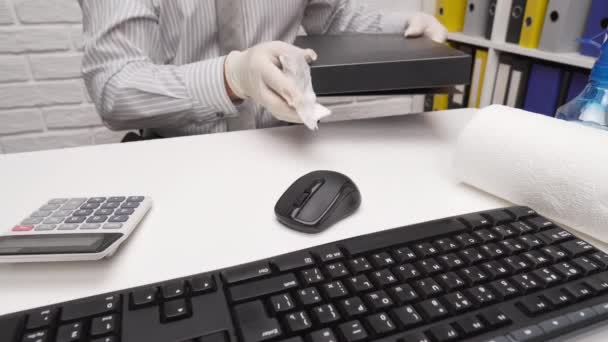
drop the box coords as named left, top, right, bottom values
left=48, top=198, right=68, bottom=204
left=103, top=223, right=123, bottom=229
left=81, top=203, right=101, bottom=210
left=81, top=223, right=101, bottom=230
left=101, top=202, right=121, bottom=209
left=35, top=224, right=57, bottom=231
left=22, top=217, right=43, bottom=225
left=73, top=209, right=93, bottom=217
left=88, top=197, right=107, bottom=203
left=95, top=209, right=114, bottom=216
left=115, top=208, right=134, bottom=216
left=52, top=210, right=73, bottom=218
left=107, top=197, right=126, bottom=203
left=109, top=215, right=129, bottom=223
left=61, top=203, right=82, bottom=210
left=43, top=217, right=64, bottom=224
left=59, top=224, right=80, bottom=230
left=127, top=196, right=145, bottom=202
left=121, top=202, right=140, bottom=209
left=39, top=204, right=61, bottom=211
left=87, top=216, right=108, bottom=223
left=65, top=216, right=86, bottom=224
left=31, top=210, right=52, bottom=217
left=12, top=225, right=33, bottom=232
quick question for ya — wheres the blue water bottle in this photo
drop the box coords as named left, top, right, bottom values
left=556, top=30, right=608, bottom=129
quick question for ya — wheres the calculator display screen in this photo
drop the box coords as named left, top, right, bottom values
left=0, top=233, right=122, bottom=255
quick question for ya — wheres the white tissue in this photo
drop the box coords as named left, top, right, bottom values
left=454, top=105, right=608, bottom=242
left=279, top=54, right=331, bottom=130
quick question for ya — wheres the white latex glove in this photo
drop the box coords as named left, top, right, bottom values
left=404, top=12, right=448, bottom=43
left=224, top=41, right=317, bottom=123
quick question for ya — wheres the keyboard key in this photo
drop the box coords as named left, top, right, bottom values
left=101, top=202, right=121, bottom=209
left=541, top=246, right=568, bottom=262
left=48, top=198, right=68, bottom=204
left=42, top=217, right=63, bottom=224
left=454, top=233, right=478, bottom=247
left=270, top=293, right=294, bottom=313
left=531, top=268, right=561, bottom=287
left=434, top=237, right=460, bottom=253
left=392, top=305, right=423, bottom=328
left=161, top=280, right=185, bottom=299
left=22, top=330, right=49, bottom=342
left=521, top=250, right=550, bottom=268
left=301, top=268, right=325, bottom=286
left=567, top=308, right=597, bottom=324
left=417, top=298, right=448, bottom=321
left=511, top=274, right=541, bottom=293
left=322, top=281, right=349, bottom=299
left=417, top=258, right=443, bottom=276
left=561, top=239, right=595, bottom=257
left=108, top=215, right=129, bottom=223
left=539, top=228, right=573, bottom=244
left=190, top=275, right=216, bottom=294
left=519, top=235, right=543, bottom=249
left=87, top=216, right=108, bottom=223
left=162, top=298, right=189, bottom=321
left=436, top=272, right=466, bottom=292
left=509, top=325, right=544, bottom=341
left=442, top=291, right=473, bottom=313
left=502, top=255, right=530, bottom=273
left=489, top=279, right=518, bottom=299
left=438, top=253, right=465, bottom=270
left=315, top=245, right=343, bottom=262
left=539, top=315, right=571, bottom=334
left=298, top=287, right=322, bottom=306
left=56, top=322, right=83, bottom=342
left=95, top=209, right=114, bottom=216
left=103, top=223, right=123, bottom=229
left=325, top=262, right=349, bottom=278
left=285, top=311, right=312, bottom=332
left=584, top=274, right=608, bottom=293
left=493, top=225, right=518, bottom=239
left=370, top=269, right=398, bottom=287
left=480, top=244, right=506, bottom=259
left=480, top=308, right=511, bottom=328
left=393, top=247, right=417, bottom=263
left=58, top=224, right=80, bottom=230
left=130, top=287, right=157, bottom=309
left=506, top=206, right=536, bottom=219
left=480, top=260, right=509, bottom=279
left=234, top=300, right=282, bottom=342
left=455, top=316, right=486, bottom=336
left=459, top=248, right=485, bottom=265
left=72, top=210, right=93, bottom=217
left=346, top=274, right=374, bottom=292
left=541, top=288, right=572, bottom=307
left=35, top=224, right=57, bottom=231
left=121, top=202, right=140, bottom=209
left=402, top=332, right=431, bottom=342
left=499, top=239, right=525, bottom=255
left=484, top=209, right=514, bottom=225
left=459, top=266, right=488, bottom=285
left=366, top=312, right=396, bottom=334
left=413, top=277, right=443, bottom=298
left=26, top=308, right=57, bottom=329
left=465, top=285, right=497, bottom=306
left=527, top=217, right=554, bottom=230
left=309, top=329, right=337, bottom=342
left=591, top=252, right=608, bottom=269
left=518, top=296, right=551, bottom=316
left=413, top=243, right=439, bottom=258
left=61, top=295, right=120, bottom=321
left=388, top=284, right=418, bottom=304
left=427, top=324, right=459, bottom=342
left=21, top=217, right=43, bottom=225
left=511, top=221, right=536, bottom=235
left=365, top=290, right=393, bottom=310
left=474, top=229, right=499, bottom=243
left=348, top=257, right=372, bottom=274
left=460, top=213, right=491, bottom=229
left=393, top=264, right=421, bottom=281
left=312, top=304, right=340, bottom=324
left=338, top=321, right=367, bottom=342
left=370, top=252, right=395, bottom=268
left=88, top=197, right=106, bottom=203
left=573, top=257, right=600, bottom=275
left=223, top=261, right=272, bottom=284
left=340, top=297, right=368, bottom=317
left=39, top=204, right=61, bottom=211
left=552, top=262, right=581, bottom=280
left=563, top=282, right=594, bottom=300
left=90, top=314, right=116, bottom=336
left=115, top=208, right=134, bottom=216
left=230, top=274, right=298, bottom=302
left=12, top=225, right=34, bottom=232
left=65, top=216, right=86, bottom=224
left=81, top=202, right=100, bottom=210
left=273, top=252, right=315, bottom=272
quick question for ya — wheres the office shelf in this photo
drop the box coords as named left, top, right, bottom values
left=493, top=42, right=595, bottom=69
left=447, top=32, right=494, bottom=49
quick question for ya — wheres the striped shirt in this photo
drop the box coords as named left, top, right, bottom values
left=78, top=0, right=408, bottom=137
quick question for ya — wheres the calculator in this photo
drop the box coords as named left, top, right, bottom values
left=1, top=196, right=152, bottom=263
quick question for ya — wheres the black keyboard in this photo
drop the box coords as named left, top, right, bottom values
left=3, top=206, right=608, bottom=342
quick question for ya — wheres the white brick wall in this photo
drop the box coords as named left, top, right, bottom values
left=0, top=0, right=421, bottom=154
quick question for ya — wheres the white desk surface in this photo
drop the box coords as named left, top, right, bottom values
left=0, top=108, right=606, bottom=341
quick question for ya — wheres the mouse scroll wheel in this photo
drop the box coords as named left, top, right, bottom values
left=294, top=191, right=311, bottom=207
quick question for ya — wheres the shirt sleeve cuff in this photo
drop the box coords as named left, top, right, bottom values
left=183, top=56, right=239, bottom=116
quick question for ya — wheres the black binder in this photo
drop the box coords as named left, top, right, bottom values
left=294, top=34, right=472, bottom=95
left=506, top=0, right=528, bottom=44
left=485, top=0, right=498, bottom=39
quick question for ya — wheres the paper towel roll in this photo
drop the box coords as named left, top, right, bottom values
left=454, top=105, right=608, bottom=241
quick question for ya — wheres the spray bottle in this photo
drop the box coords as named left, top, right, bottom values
left=556, top=30, right=608, bottom=129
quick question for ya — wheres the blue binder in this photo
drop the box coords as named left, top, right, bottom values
left=580, top=0, right=608, bottom=57
left=566, top=71, right=590, bottom=103
left=523, top=63, right=563, bottom=116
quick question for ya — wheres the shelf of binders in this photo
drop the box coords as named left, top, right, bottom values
left=448, top=33, right=596, bottom=70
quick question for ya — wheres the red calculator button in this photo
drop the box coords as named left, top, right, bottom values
left=12, top=225, right=34, bottom=232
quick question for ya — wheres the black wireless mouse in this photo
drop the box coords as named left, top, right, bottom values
left=275, top=170, right=361, bottom=233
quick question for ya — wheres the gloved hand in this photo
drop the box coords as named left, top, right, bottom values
left=224, top=41, right=317, bottom=123
left=403, top=12, right=448, bottom=43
